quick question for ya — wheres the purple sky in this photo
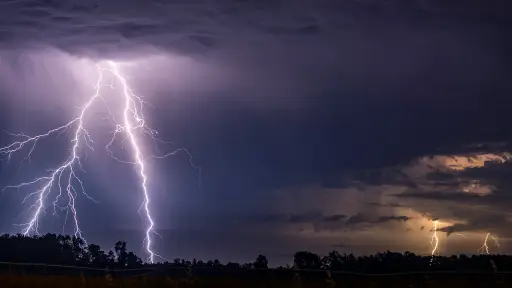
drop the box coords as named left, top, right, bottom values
left=0, top=0, right=511, bottom=265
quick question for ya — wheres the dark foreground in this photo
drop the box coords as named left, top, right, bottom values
left=2, top=235, right=512, bottom=287
left=2, top=269, right=512, bottom=287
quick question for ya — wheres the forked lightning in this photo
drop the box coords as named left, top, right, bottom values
left=479, top=233, right=500, bottom=255
left=428, top=219, right=500, bottom=258
left=0, top=61, right=196, bottom=263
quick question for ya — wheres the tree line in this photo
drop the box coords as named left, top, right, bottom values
left=0, top=234, right=510, bottom=273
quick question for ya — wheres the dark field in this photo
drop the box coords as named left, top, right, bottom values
left=1, top=266, right=512, bottom=288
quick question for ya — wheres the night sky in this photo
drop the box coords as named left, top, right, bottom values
left=0, top=0, right=511, bottom=265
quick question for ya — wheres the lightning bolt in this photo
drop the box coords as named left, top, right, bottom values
left=104, top=61, right=161, bottom=264
left=492, top=235, right=500, bottom=249
left=478, top=233, right=499, bottom=255
left=430, top=219, right=439, bottom=265
left=0, top=69, right=105, bottom=238
left=0, top=60, right=198, bottom=263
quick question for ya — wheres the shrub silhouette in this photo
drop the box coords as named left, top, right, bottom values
left=0, top=233, right=510, bottom=274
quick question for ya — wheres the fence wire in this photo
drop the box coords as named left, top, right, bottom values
left=0, top=261, right=511, bottom=276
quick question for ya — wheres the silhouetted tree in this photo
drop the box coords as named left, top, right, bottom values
left=322, top=251, right=343, bottom=270
left=1, top=233, right=511, bottom=274
left=88, top=244, right=106, bottom=268
left=294, top=251, right=322, bottom=269
left=107, top=250, right=116, bottom=265
left=126, top=252, right=143, bottom=268
left=114, top=241, right=128, bottom=268
left=226, top=262, right=241, bottom=269
left=254, top=255, right=268, bottom=269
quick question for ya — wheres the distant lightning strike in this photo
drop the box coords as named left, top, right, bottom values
left=430, top=220, right=439, bottom=258
left=0, top=60, right=194, bottom=263
left=479, top=233, right=500, bottom=255
left=492, top=235, right=500, bottom=248
left=427, top=220, right=500, bottom=257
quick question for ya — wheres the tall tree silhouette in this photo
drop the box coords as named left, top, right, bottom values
left=254, top=255, right=268, bottom=269
left=126, top=252, right=143, bottom=268
left=322, top=251, right=344, bottom=270
left=114, top=241, right=128, bottom=268
left=294, top=251, right=322, bottom=269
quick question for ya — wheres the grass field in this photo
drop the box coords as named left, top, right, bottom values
left=1, top=269, right=512, bottom=287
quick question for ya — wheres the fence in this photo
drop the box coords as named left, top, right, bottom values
left=0, top=261, right=511, bottom=287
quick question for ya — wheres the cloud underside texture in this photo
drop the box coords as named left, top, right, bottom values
left=0, top=0, right=511, bottom=262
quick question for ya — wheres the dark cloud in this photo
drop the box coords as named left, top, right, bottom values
left=374, top=215, right=410, bottom=223
left=343, top=214, right=411, bottom=226
left=288, top=212, right=323, bottom=224
left=322, top=214, right=347, bottom=223
left=240, top=212, right=347, bottom=225
left=395, top=159, right=512, bottom=206
left=438, top=213, right=510, bottom=236
left=345, top=214, right=370, bottom=226
left=367, top=202, right=404, bottom=208
left=395, top=192, right=484, bottom=202
left=0, top=0, right=511, bottom=262
left=459, top=161, right=512, bottom=186
left=230, top=211, right=408, bottom=231
left=228, top=212, right=347, bottom=227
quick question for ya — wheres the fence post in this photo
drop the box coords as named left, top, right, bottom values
left=142, top=274, right=148, bottom=288
left=325, top=270, right=336, bottom=288
left=105, top=267, right=113, bottom=287
left=80, top=270, right=87, bottom=288
left=185, top=266, right=195, bottom=285
left=292, top=271, right=302, bottom=288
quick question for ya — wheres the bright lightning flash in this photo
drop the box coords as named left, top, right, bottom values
left=0, top=60, right=196, bottom=263
left=430, top=220, right=439, bottom=265
left=106, top=61, right=162, bottom=264
left=478, top=233, right=500, bottom=255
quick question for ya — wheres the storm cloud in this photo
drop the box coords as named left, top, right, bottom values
left=0, top=0, right=511, bottom=265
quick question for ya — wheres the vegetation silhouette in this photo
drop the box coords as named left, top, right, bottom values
left=0, top=233, right=509, bottom=274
